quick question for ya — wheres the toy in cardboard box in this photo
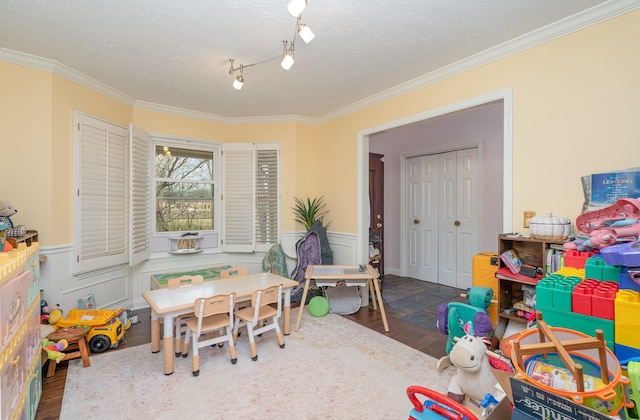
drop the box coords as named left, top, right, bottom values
left=510, top=311, right=631, bottom=416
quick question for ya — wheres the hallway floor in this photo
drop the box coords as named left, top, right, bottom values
left=380, top=274, right=467, bottom=332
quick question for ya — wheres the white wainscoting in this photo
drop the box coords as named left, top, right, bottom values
left=38, top=231, right=359, bottom=313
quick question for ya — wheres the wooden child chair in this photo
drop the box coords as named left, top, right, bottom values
left=182, top=293, right=237, bottom=376
left=233, top=284, right=285, bottom=361
left=168, top=274, right=204, bottom=356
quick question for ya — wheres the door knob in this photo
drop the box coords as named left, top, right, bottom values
left=414, top=219, right=420, bottom=224
left=454, top=220, right=461, bottom=226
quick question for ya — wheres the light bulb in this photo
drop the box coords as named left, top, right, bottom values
left=287, top=0, right=307, bottom=17
left=298, top=24, right=314, bottom=43
left=233, top=75, right=244, bottom=90
left=281, top=53, right=295, bottom=70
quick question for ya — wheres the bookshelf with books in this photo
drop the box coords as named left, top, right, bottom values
left=496, top=234, right=565, bottom=323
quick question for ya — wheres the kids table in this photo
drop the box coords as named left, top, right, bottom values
left=294, top=264, right=388, bottom=333
left=143, top=271, right=297, bottom=375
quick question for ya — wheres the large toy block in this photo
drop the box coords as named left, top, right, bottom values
left=564, top=250, right=596, bottom=269
left=615, top=289, right=640, bottom=349
left=571, top=279, right=618, bottom=319
left=615, top=343, right=640, bottom=365
left=584, top=255, right=621, bottom=282
left=472, top=252, right=499, bottom=325
left=591, top=281, right=618, bottom=320
left=571, top=280, right=597, bottom=316
left=619, top=266, right=640, bottom=292
left=552, top=266, right=585, bottom=279
left=536, top=274, right=581, bottom=312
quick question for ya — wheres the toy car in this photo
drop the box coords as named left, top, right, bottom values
left=54, top=308, right=125, bottom=353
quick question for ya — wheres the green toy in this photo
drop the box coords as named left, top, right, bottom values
left=308, top=296, right=329, bottom=317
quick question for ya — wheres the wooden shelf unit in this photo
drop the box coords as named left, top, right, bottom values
left=496, top=234, right=565, bottom=323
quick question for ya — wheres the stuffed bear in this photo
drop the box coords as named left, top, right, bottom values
left=0, top=199, right=27, bottom=237
left=446, top=334, right=498, bottom=403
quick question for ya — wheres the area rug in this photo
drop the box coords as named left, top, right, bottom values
left=61, top=309, right=456, bottom=419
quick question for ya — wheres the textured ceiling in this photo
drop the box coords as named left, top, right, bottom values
left=0, top=0, right=626, bottom=120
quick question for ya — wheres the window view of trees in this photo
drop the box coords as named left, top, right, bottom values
left=155, top=145, right=215, bottom=232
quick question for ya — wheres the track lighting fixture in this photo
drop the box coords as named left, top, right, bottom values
left=233, top=74, right=244, bottom=90
left=281, top=41, right=295, bottom=70
left=287, top=0, right=307, bottom=17
left=227, top=2, right=313, bottom=88
left=297, top=17, right=314, bottom=43
left=229, top=59, right=246, bottom=90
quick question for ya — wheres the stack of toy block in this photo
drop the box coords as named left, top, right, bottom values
left=615, top=289, right=640, bottom=361
left=536, top=261, right=616, bottom=352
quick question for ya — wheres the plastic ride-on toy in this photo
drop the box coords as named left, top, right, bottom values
left=54, top=308, right=125, bottom=353
left=407, top=386, right=478, bottom=420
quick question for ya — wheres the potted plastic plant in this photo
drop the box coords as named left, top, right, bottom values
left=292, top=196, right=330, bottom=230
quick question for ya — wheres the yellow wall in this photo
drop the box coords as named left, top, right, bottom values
left=1, top=63, right=53, bottom=239
left=1, top=9, right=639, bottom=245
left=317, top=10, right=640, bottom=233
left=51, top=76, right=133, bottom=243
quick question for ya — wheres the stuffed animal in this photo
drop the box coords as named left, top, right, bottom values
left=46, top=309, right=64, bottom=329
left=0, top=199, right=27, bottom=237
left=42, top=338, right=68, bottom=363
left=446, top=334, right=499, bottom=403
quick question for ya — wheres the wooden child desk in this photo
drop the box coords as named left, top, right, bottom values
left=294, top=264, right=388, bottom=333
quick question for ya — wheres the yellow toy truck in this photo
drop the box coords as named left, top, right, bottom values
left=54, top=308, right=125, bottom=353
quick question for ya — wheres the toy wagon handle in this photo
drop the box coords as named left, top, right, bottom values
left=406, top=385, right=479, bottom=420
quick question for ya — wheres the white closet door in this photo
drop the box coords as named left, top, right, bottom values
left=406, top=155, right=438, bottom=281
left=405, top=148, right=479, bottom=289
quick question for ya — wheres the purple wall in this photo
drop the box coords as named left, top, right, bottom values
left=369, top=101, right=504, bottom=275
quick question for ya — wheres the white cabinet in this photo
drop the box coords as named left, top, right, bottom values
left=0, top=243, right=41, bottom=420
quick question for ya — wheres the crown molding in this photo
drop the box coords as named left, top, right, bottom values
left=0, top=48, right=137, bottom=108
left=2, top=0, right=638, bottom=126
left=135, top=101, right=316, bottom=125
left=315, top=0, right=640, bottom=125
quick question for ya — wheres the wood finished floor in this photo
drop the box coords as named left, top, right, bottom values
left=35, top=275, right=465, bottom=419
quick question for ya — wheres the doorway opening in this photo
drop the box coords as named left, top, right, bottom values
left=357, top=88, right=514, bottom=278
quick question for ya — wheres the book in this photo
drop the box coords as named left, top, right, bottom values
left=500, top=248, right=522, bottom=275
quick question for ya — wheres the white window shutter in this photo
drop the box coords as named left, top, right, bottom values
left=255, top=143, right=280, bottom=251
left=73, top=112, right=129, bottom=274
left=222, top=143, right=255, bottom=252
left=129, top=124, right=151, bottom=265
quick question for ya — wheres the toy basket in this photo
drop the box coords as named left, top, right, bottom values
left=512, top=325, right=631, bottom=415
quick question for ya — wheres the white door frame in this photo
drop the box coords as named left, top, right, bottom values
left=356, top=88, right=513, bottom=268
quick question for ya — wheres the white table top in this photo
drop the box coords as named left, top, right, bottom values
left=305, top=264, right=379, bottom=279
left=142, top=272, right=297, bottom=315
